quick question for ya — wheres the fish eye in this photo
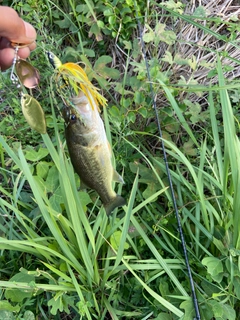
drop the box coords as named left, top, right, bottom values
left=70, top=114, right=77, bottom=121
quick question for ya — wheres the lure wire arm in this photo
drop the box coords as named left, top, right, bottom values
left=134, top=4, right=201, bottom=320
left=10, top=46, right=21, bottom=89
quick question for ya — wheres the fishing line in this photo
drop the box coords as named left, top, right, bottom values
left=134, top=4, right=201, bottom=320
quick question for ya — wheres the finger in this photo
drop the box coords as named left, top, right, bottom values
left=0, top=37, right=10, bottom=50
left=0, top=7, right=36, bottom=45
left=0, top=47, right=15, bottom=70
left=18, top=47, right=31, bottom=59
left=0, top=46, right=36, bottom=71
left=0, top=36, right=36, bottom=52
left=17, top=41, right=37, bottom=52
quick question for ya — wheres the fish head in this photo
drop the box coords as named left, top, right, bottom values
left=69, top=91, right=100, bottom=127
left=71, top=92, right=94, bottom=120
left=61, top=92, right=91, bottom=127
left=62, top=106, right=71, bottom=124
left=62, top=104, right=91, bottom=136
left=63, top=91, right=103, bottom=141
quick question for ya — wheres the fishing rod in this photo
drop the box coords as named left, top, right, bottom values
left=134, top=3, right=201, bottom=320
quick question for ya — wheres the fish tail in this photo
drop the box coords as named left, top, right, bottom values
left=104, top=195, right=126, bottom=215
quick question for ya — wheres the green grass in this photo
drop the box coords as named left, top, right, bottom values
left=1, top=0, right=240, bottom=319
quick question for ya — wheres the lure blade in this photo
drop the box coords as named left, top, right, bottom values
left=16, top=59, right=40, bottom=89
left=21, top=94, right=46, bottom=134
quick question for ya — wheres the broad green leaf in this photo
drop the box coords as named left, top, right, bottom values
left=134, top=91, right=144, bottom=105
left=202, top=257, right=223, bottom=283
left=109, top=105, right=121, bottom=118
left=184, top=101, right=201, bottom=124
left=55, top=15, right=71, bottom=29
left=45, top=166, right=59, bottom=193
left=156, top=24, right=176, bottom=45
left=209, top=300, right=236, bottom=320
left=123, top=40, right=132, bottom=50
left=161, top=0, right=184, bottom=14
left=162, top=51, right=173, bottom=65
left=36, top=161, right=50, bottom=179
left=174, top=53, right=190, bottom=65
left=76, top=4, right=88, bottom=14
left=233, top=277, right=240, bottom=299
left=89, top=22, right=103, bottom=41
left=78, top=191, right=93, bottom=210
left=142, top=30, right=154, bottom=43
left=49, top=188, right=63, bottom=212
left=193, top=6, right=208, bottom=17
left=25, top=147, right=49, bottom=162
left=180, top=300, right=195, bottom=320
left=128, top=111, right=136, bottom=123
left=94, top=56, right=120, bottom=79
left=156, top=314, right=172, bottom=320
left=5, top=272, right=35, bottom=302
left=159, top=280, right=169, bottom=297
left=23, top=310, right=35, bottom=320
left=48, top=293, right=64, bottom=315
left=110, top=230, right=129, bottom=250
left=48, top=292, right=72, bottom=316
left=0, top=301, right=20, bottom=312
left=0, top=310, right=15, bottom=320
left=138, top=107, right=148, bottom=118
left=83, top=48, right=95, bottom=58
left=182, top=139, right=198, bottom=156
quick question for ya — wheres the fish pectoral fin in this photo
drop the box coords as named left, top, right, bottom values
left=113, top=169, right=125, bottom=184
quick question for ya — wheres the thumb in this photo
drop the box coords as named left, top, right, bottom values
left=0, top=7, right=36, bottom=44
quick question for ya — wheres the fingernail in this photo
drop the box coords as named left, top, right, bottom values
left=24, top=21, right=37, bottom=40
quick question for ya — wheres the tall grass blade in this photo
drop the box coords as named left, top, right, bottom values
left=113, top=172, right=138, bottom=268
left=209, top=90, right=223, bottom=185
left=217, top=56, right=240, bottom=248
left=131, top=215, right=188, bottom=298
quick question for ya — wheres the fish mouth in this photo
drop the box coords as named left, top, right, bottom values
left=71, top=92, right=88, bottom=105
left=71, top=92, right=92, bottom=115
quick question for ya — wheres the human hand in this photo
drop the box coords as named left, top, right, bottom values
left=0, top=6, right=36, bottom=71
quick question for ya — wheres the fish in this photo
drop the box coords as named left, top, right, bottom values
left=63, top=91, right=126, bottom=215
left=47, top=51, right=125, bottom=213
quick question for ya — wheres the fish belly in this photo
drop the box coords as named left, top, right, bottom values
left=66, top=135, right=116, bottom=205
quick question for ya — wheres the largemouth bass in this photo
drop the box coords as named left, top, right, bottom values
left=63, top=92, right=126, bottom=215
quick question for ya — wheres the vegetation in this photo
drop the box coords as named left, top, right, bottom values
left=0, top=0, right=240, bottom=319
